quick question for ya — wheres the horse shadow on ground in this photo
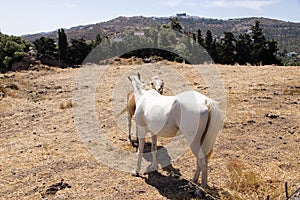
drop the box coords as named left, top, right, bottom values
left=139, top=142, right=229, bottom=200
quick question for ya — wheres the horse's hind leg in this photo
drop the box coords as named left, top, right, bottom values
left=192, top=157, right=201, bottom=183
left=197, top=148, right=208, bottom=188
left=194, top=149, right=208, bottom=197
left=199, top=156, right=208, bottom=188
left=127, top=112, right=132, bottom=143
left=135, top=122, right=139, bottom=146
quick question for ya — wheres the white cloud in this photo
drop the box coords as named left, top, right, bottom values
left=46, top=2, right=78, bottom=9
left=160, top=0, right=279, bottom=11
left=63, top=3, right=78, bottom=8
left=218, top=0, right=279, bottom=11
left=160, top=0, right=183, bottom=7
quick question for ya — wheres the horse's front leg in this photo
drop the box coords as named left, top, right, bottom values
left=135, top=122, right=139, bottom=146
left=150, top=134, right=158, bottom=171
left=134, top=137, right=145, bottom=176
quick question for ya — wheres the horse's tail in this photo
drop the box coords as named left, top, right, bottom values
left=116, top=107, right=127, bottom=118
left=201, top=98, right=223, bottom=160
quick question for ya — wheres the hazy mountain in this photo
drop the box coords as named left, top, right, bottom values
left=22, top=15, right=300, bottom=52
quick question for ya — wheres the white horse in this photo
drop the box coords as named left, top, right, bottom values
left=117, top=74, right=164, bottom=143
left=128, top=73, right=223, bottom=194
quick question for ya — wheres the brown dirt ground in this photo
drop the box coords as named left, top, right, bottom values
left=0, top=62, right=299, bottom=200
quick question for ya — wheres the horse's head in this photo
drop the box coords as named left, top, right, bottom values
left=150, top=76, right=164, bottom=94
left=128, top=72, right=145, bottom=94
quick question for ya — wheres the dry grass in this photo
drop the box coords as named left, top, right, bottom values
left=0, top=76, right=19, bottom=98
left=0, top=63, right=299, bottom=199
left=225, top=158, right=296, bottom=200
left=59, top=101, right=73, bottom=109
left=226, top=159, right=268, bottom=199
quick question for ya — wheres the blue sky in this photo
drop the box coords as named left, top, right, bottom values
left=1, top=0, right=299, bottom=35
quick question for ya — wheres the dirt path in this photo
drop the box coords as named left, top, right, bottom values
left=0, top=63, right=299, bottom=199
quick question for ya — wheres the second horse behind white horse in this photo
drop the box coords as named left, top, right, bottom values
left=128, top=72, right=223, bottom=196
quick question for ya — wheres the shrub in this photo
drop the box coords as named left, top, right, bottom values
left=0, top=33, right=31, bottom=71
left=59, top=101, right=73, bottom=109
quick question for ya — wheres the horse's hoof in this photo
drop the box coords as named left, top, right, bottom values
left=194, top=190, right=205, bottom=198
left=131, top=171, right=139, bottom=177
left=150, top=166, right=158, bottom=172
left=131, top=141, right=135, bottom=146
left=146, top=165, right=158, bottom=173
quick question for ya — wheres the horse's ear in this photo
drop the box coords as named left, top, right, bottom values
left=128, top=76, right=132, bottom=81
left=137, top=72, right=141, bottom=80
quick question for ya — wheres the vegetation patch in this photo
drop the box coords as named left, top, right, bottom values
left=59, top=101, right=73, bottom=109
left=226, top=159, right=289, bottom=199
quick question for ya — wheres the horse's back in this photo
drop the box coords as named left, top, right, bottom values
left=135, top=90, right=210, bottom=138
left=176, top=90, right=208, bottom=104
left=176, top=90, right=209, bottom=115
left=136, top=90, right=179, bottom=136
left=143, top=91, right=177, bottom=119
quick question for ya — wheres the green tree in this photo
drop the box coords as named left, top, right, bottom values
left=250, top=21, right=267, bottom=65
left=209, top=39, right=219, bottom=63
left=191, top=32, right=196, bottom=42
left=251, top=21, right=265, bottom=44
left=0, top=33, right=31, bottom=71
left=264, top=39, right=281, bottom=65
left=169, top=17, right=182, bottom=32
left=217, top=32, right=236, bottom=65
left=33, top=37, right=57, bottom=58
left=158, top=25, right=177, bottom=49
left=236, top=33, right=252, bottom=65
left=249, top=21, right=282, bottom=65
left=204, top=30, right=213, bottom=51
left=67, top=38, right=92, bottom=65
left=92, top=34, right=102, bottom=48
left=197, top=29, right=204, bottom=46
left=58, top=29, right=68, bottom=63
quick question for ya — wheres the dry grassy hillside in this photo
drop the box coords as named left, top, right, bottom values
left=0, top=62, right=299, bottom=199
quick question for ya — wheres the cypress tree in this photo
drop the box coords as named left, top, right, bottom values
left=250, top=21, right=266, bottom=65
left=219, top=32, right=236, bottom=65
left=236, top=33, right=252, bottom=65
left=204, top=30, right=213, bottom=52
left=197, top=29, right=204, bottom=46
left=209, top=39, right=219, bottom=63
left=58, top=29, right=68, bottom=63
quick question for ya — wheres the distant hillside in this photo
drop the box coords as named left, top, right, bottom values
left=22, top=15, right=300, bottom=53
